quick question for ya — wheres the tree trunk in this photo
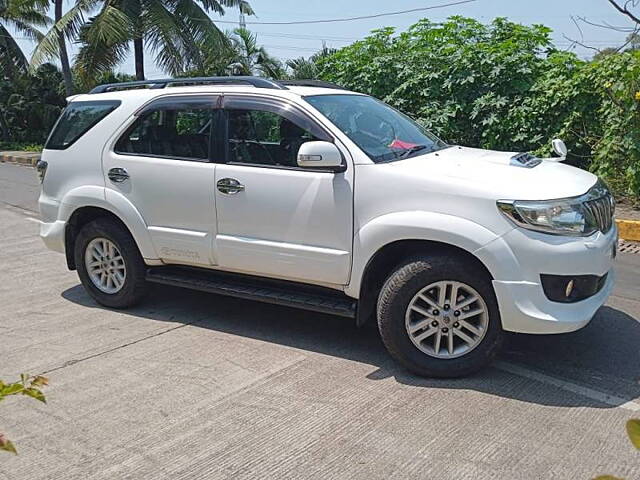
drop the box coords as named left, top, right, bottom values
left=133, top=37, right=145, bottom=80
left=54, top=0, right=73, bottom=96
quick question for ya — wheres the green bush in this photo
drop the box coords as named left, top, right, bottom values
left=0, top=66, right=140, bottom=148
left=317, top=16, right=640, bottom=199
left=0, top=64, right=66, bottom=144
left=0, top=141, right=43, bottom=152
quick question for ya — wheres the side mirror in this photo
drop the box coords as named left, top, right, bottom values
left=552, top=139, right=568, bottom=159
left=297, top=141, right=344, bottom=171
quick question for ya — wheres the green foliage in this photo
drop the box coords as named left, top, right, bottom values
left=318, top=17, right=558, bottom=148
left=0, top=141, right=43, bottom=151
left=0, top=374, right=49, bottom=454
left=0, top=0, right=49, bottom=80
left=74, top=69, right=136, bottom=93
left=628, top=419, right=640, bottom=449
left=72, top=0, right=252, bottom=82
left=586, top=52, right=640, bottom=197
left=592, top=418, right=639, bottom=480
left=3, top=12, right=640, bottom=200
left=286, top=47, right=336, bottom=80
left=0, top=63, right=66, bottom=143
left=227, top=27, right=285, bottom=78
left=317, top=16, right=640, bottom=199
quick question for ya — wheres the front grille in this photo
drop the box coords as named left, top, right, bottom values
left=584, top=193, right=614, bottom=234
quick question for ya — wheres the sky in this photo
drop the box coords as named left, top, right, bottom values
left=11, top=0, right=639, bottom=79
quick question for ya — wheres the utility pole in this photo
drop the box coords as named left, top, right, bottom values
left=239, top=13, right=246, bottom=29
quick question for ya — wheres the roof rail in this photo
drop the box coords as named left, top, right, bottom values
left=278, top=80, right=347, bottom=90
left=89, top=76, right=287, bottom=94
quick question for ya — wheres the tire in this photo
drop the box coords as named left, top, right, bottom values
left=74, top=217, right=147, bottom=309
left=377, top=254, right=503, bottom=378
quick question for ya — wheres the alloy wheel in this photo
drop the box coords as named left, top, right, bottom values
left=84, top=237, right=126, bottom=294
left=404, top=280, right=489, bottom=359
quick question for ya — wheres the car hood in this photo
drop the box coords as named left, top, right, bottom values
left=391, top=146, right=598, bottom=201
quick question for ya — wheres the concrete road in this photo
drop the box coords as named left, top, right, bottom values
left=1, top=162, right=639, bottom=479
left=0, top=162, right=40, bottom=212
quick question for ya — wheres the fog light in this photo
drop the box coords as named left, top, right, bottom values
left=540, top=273, right=607, bottom=303
left=565, top=279, right=574, bottom=298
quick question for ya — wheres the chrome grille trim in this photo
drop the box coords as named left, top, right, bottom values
left=583, top=193, right=614, bottom=234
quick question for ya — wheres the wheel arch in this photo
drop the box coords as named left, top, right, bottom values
left=354, top=239, right=494, bottom=326
left=349, top=212, right=500, bottom=327
left=60, top=189, right=158, bottom=270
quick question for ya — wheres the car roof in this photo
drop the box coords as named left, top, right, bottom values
left=68, top=83, right=364, bottom=105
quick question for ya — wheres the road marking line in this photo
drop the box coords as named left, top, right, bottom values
left=495, top=361, right=640, bottom=412
left=25, top=217, right=41, bottom=224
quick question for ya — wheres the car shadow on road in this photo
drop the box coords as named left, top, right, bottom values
left=62, top=283, right=640, bottom=410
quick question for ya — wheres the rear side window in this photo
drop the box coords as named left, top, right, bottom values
left=115, top=102, right=214, bottom=161
left=45, top=100, right=120, bottom=150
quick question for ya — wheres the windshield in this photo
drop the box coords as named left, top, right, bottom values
left=304, top=94, right=448, bottom=163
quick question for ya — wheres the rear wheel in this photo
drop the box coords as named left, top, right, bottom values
left=74, top=218, right=147, bottom=308
left=377, top=255, right=502, bottom=378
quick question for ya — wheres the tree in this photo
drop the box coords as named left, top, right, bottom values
left=30, top=0, right=96, bottom=95
left=286, top=46, right=336, bottom=79
left=286, top=57, right=317, bottom=79
left=0, top=62, right=65, bottom=142
left=0, top=0, right=48, bottom=80
left=60, top=0, right=251, bottom=83
left=317, top=16, right=640, bottom=197
left=593, top=47, right=618, bottom=61
left=227, top=27, right=284, bottom=77
left=606, top=0, right=640, bottom=25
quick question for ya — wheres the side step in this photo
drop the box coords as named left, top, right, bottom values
left=146, top=266, right=357, bottom=318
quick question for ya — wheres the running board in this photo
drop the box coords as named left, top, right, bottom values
left=146, top=266, right=357, bottom=318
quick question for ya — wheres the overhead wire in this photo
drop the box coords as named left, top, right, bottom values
left=209, top=0, right=479, bottom=25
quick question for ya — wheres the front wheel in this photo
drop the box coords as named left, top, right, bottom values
left=74, top=218, right=148, bottom=308
left=377, top=255, right=503, bottom=378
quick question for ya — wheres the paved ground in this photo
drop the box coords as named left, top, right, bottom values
left=1, top=162, right=639, bottom=480
left=0, top=162, right=40, bottom=212
left=0, top=151, right=41, bottom=167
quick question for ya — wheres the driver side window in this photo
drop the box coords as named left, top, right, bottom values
left=224, top=97, right=332, bottom=168
left=226, top=109, right=319, bottom=167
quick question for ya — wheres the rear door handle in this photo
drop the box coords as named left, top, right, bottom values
left=108, top=167, right=129, bottom=183
left=217, top=178, right=244, bottom=195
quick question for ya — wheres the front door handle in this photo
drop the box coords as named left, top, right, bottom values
left=217, top=178, right=245, bottom=195
left=108, top=167, right=129, bottom=183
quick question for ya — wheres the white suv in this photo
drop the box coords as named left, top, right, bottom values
left=37, top=76, right=617, bottom=377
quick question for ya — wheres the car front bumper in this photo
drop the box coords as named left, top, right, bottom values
left=492, top=269, right=615, bottom=334
left=476, top=225, right=617, bottom=334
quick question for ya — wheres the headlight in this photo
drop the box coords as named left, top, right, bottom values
left=497, top=181, right=614, bottom=236
left=498, top=199, right=594, bottom=236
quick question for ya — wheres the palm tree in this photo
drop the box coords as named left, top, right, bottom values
left=0, top=0, right=48, bottom=80
left=286, top=57, right=317, bottom=80
left=34, top=0, right=252, bottom=87
left=228, top=27, right=284, bottom=78
left=30, top=0, right=96, bottom=94
left=285, top=45, right=336, bottom=80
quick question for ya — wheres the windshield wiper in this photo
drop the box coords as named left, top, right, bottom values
left=398, top=144, right=430, bottom=159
